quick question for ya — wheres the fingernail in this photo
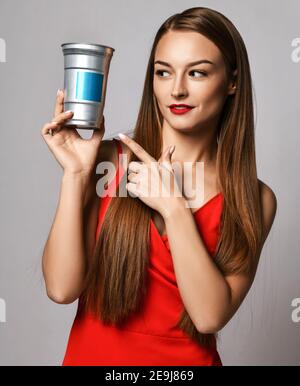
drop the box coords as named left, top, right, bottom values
left=65, top=110, right=73, bottom=115
left=169, top=145, right=175, bottom=154
left=118, top=133, right=126, bottom=139
left=57, top=89, right=62, bottom=96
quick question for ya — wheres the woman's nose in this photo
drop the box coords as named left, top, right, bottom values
left=171, top=77, right=188, bottom=98
left=171, top=90, right=187, bottom=98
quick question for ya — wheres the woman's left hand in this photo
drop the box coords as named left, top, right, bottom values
left=118, top=133, right=185, bottom=219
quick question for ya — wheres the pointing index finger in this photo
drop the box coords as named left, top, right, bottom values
left=118, top=133, right=155, bottom=164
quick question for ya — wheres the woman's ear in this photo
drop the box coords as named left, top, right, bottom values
left=227, top=69, right=237, bottom=95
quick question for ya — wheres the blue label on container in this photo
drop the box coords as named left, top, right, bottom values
left=75, top=71, right=103, bottom=102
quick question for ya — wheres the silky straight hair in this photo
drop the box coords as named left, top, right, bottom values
left=81, top=6, right=264, bottom=347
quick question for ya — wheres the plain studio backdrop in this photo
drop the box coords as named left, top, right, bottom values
left=0, top=0, right=299, bottom=365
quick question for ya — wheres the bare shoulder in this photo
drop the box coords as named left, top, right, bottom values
left=258, top=179, right=277, bottom=242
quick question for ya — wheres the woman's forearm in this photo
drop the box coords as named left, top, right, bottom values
left=42, top=172, right=91, bottom=304
left=163, top=201, right=232, bottom=333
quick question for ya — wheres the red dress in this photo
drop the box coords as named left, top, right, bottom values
left=62, top=138, right=223, bottom=366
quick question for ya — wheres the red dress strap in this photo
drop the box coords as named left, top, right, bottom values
left=113, top=137, right=123, bottom=158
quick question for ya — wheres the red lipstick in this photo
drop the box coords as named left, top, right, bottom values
left=169, top=104, right=195, bottom=115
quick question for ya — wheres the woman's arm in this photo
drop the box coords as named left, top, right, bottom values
left=42, top=139, right=117, bottom=304
left=42, top=171, right=90, bottom=304
left=163, top=181, right=277, bottom=334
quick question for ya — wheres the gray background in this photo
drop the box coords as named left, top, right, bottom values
left=0, top=0, right=299, bottom=365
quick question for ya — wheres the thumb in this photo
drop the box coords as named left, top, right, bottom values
left=160, top=145, right=175, bottom=172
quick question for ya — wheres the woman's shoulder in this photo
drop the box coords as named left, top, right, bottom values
left=258, top=179, right=277, bottom=208
left=257, top=178, right=277, bottom=242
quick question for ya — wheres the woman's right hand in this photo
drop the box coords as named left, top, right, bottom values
left=41, top=89, right=105, bottom=177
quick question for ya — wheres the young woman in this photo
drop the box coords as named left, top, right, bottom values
left=41, top=7, right=277, bottom=366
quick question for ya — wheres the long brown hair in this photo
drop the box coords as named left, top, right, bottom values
left=81, top=7, right=263, bottom=347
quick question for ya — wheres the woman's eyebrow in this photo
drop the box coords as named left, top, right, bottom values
left=154, top=59, right=214, bottom=67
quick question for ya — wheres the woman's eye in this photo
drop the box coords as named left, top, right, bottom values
left=155, top=70, right=169, bottom=77
left=190, top=70, right=206, bottom=77
left=155, top=70, right=206, bottom=78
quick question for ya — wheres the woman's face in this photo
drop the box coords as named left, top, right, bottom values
left=153, top=30, right=235, bottom=133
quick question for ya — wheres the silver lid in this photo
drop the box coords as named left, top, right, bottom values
left=61, top=42, right=115, bottom=56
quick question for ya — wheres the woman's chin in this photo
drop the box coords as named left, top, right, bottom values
left=170, top=124, right=200, bottom=134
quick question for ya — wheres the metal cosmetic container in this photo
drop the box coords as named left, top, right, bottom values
left=61, top=42, right=115, bottom=129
